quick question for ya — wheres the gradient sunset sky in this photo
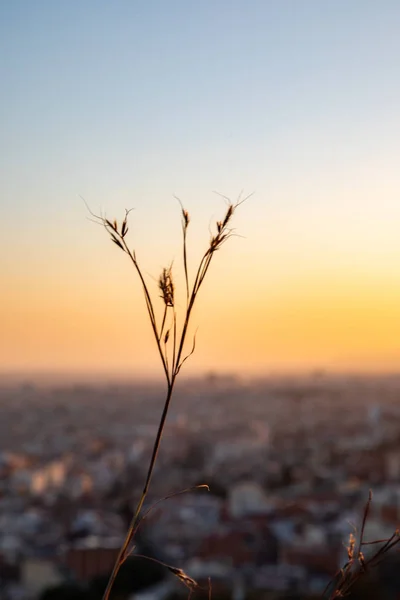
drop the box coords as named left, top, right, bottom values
left=2, top=1, right=400, bottom=378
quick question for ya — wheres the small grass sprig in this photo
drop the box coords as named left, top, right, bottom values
left=322, top=490, right=400, bottom=598
left=86, top=193, right=248, bottom=600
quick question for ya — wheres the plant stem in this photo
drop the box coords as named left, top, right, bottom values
left=102, top=383, right=174, bottom=600
left=94, top=197, right=244, bottom=599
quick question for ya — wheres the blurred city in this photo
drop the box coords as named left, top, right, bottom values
left=3, top=0, right=400, bottom=598
left=1, top=373, right=400, bottom=599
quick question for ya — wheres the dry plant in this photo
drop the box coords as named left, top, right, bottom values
left=87, top=193, right=248, bottom=600
left=322, top=490, right=400, bottom=598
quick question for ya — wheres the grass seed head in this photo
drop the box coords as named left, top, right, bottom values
left=347, top=533, right=356, bottom=560
left=111, top=235, right=124, bottom=250
left=158, top=266, right=175, bottom=307
left=182, top=208, right=190, bottom=228
left=222, top=203, right=234, bottom=228
left=167, top=567, right=198, bottom=591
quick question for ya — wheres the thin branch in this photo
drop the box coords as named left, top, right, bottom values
left=172, top=309, right=177, bottom=375
left=174, top=195, right=190, bottom=307
left=159, top=306, right=168, bottom=342
left=133, top=484, right=210, bottom=534
left=130, top=554, right=199, bottom=594
left=177, top=329, right=198, bottom=375
left=359, top=489, right=372, bottom=548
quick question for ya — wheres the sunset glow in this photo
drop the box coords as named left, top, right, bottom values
left=2, top=2, right=400, bottom=378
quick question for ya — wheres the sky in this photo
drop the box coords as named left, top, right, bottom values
left=2, top=1, right=400, bottom=379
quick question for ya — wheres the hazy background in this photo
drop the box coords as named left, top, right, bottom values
left=2, top=0, right=400, bottom=378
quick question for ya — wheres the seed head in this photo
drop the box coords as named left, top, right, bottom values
left=110, top=234, right=124, bottom=250
left=167, top=566, right=198, bottom=591
left=347, top=533, right=356, bottom=560
left=121, top=218, right=128, bottom=237
left=182, top=208, right=190, bottom=228
left=158, top=266, right=174, bottom=307
left=222, top=203, right=234, bottom=229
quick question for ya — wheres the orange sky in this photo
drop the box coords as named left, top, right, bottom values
left=3, top=218, right=400, bottom=378
left=3, top=3, right=400, bottom=378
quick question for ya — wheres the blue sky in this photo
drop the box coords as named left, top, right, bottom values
left=2, top=1, right=400, bottom=215
left=2, top=1, right=400, bottom=375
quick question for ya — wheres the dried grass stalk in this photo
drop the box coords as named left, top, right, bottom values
left=86, top=194, right=248, bottom=599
